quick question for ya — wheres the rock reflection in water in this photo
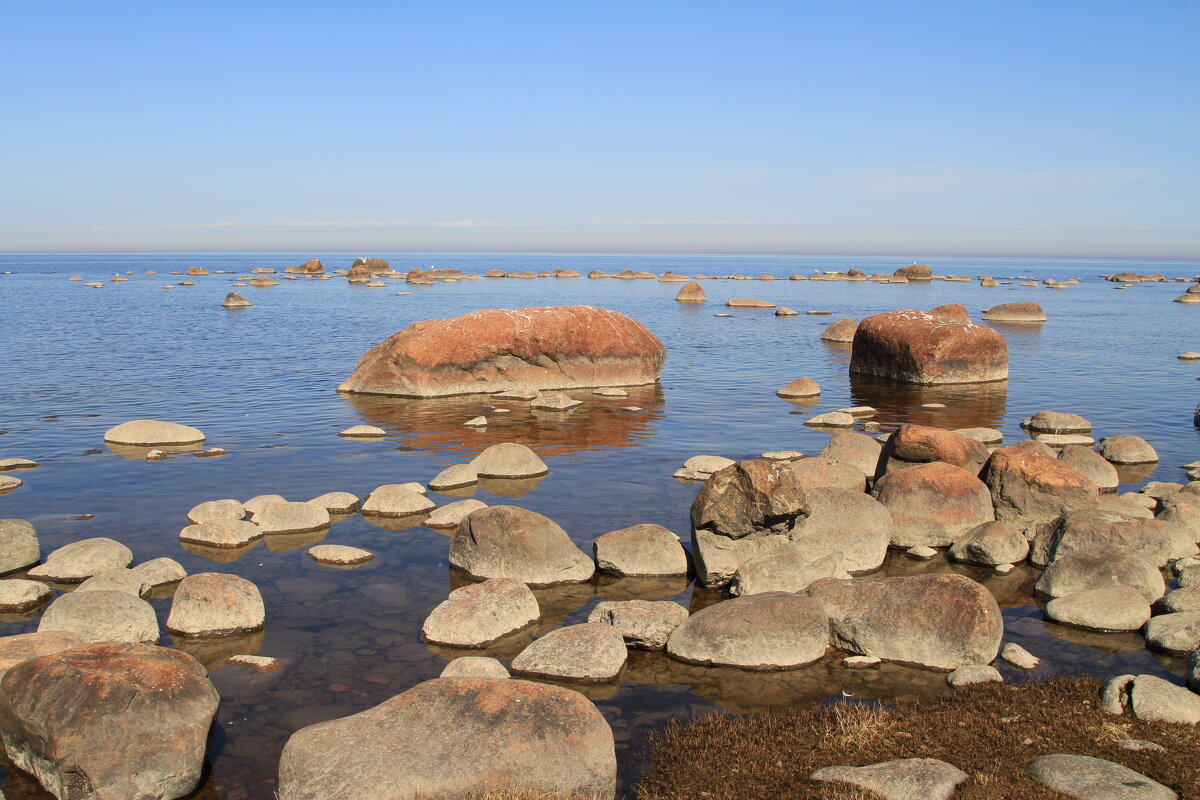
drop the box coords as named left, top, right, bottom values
left=181, top=539, right=262, bottom=564
left=173, top=629, right=266, bottom=671
left=102, top=442, right=205, bottom=460
left=343, top=384, right=664, bottom=458
left=848, top=374, right=1007, bottom=431
left=1114, top=462, right=1159, bottom=483
left=262, top=529, right=328, bottom=551
left=594, top=574, right=691, bottom=602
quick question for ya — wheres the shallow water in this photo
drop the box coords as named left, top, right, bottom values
left=0, top=252, right=1198, bottom=798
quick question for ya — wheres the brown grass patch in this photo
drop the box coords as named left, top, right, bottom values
left=634, top=677, right=1200, bottom=800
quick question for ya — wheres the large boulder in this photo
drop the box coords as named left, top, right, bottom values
left=510, top=623, right=627, bottom=682
left=1097, top=435, right=1159, bottom=464
left=421, top=578, right=540, bottom=647
left=27, top=537, right=133, bottom=583
left=37, top=590, right=159, bottom=644
left=878, top=424, right=989, bottom=475
left=102, top=419, right=205, bottom=446
left=0, top=518, right=40, bottom=574
left=806, top=573, right=1003, bottom=669
left=166, top=573, right=265, bottom=637
left=982, top=444, right=1099, bottom=530
left=593, top=524, right=687, bottom=576
left=819, top=433, right=883, bottom=481
left=1044, top=586, right=1150, bottom=632
left=787, top=487, right=892, bottom=572
left=0, top=642, right=218, bottom=800
left=691, top=459, right=809, bottom=539
left=666, top=592, right=829, bottom=670
left=449, top=506, right=594, bottom=585
left=871, top=462, right=994, bottom=547
left=277, top=678, right=615, bottom=800
left=337, top=305, right=665, bottom=397
left=1031, top=509, right=1195, bottom=567
left=1034, top=545, right=1165, bottom=601
left=850, top=310, right=1008, bottom=384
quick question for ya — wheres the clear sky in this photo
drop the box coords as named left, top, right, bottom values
left=1, top=1, right=1197, bottom=257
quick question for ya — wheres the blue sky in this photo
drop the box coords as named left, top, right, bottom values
left=1, top=1, right=1197, bottom=257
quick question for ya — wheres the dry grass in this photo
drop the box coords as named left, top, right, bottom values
left=634, top=677, right=1200, bottom=800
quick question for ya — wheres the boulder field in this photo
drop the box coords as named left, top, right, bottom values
left=337, top=305, right=665, bottom=397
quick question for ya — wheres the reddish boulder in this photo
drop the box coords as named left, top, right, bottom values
left=338, top=306, right=665, bottom=397
left=894, top=264, right=933, bottom=280
left=879, top=424, right=989, bottom=476
left=347, top=262, right=371, bottom=282
left=352, top=257, right=390, bottom=275
left=284, top=258, right=324, bottom=275
left=929, top=303, right=971, bottom=323
left=1031, top=509, right=1196, bottom=567
left=0, top=642, right=218, bottom=800
left=850, top=310, right=1008, bottom=384
left=871, top=461, right=994, bottom=547
left=982, top=444, right=1099, bottom=529
left=674, top=281, right=707, bottom=303
left=277, top=677, right=615, bottom=800
left=807, top=573, right=1003, bottom=669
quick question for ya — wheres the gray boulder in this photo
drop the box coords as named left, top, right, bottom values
left=947, top=664, right=1003, bottom=686
left=593, top=524, right=688, bottom=576
left=75, top=568, right=151, bottom=598
left=421, top=578, right=540, bottom=648
left=185, top=498, right=245, bottom=524
left=666, top=592, right=829, bottom=670
left=948, top=520, right=1028, bottom=566
left=1032, top=509, right=1196, bottom=568
left=1097, top=435, right=1159, bottom=464
left=37, top=590, right=159, bottom=644
left=510, top=623, right=627, bottom=682
left=587, top=600, right=688, bottom=650
left=1027, top=754, right=1176, bottom=800
left=130, top=557, right=187, bottom=587
left=27, top=537, right=132, bottom=583
left=0, top=519, right=39, bottom=574
left=450, top=506, right=594, bottom=586
left=1044, top=586, right=1150, bottom=632
left=871, top=461, right=994, bottom=547
left=1143, top=611, right=1200, bottom=654
left=728, top=549, right=847, bottom=596
left=361, top=485, right=436, bottom=517
left=1024, top=411, right=1092, bottom=434
left=788, top=487, right=892, bottom=572
left=811, top=758, right=968, bottom=799
left=1129, top=674, right=1200, bottom=724
left=166, top=573, right=265, bottom=637
left=277, top=678, right=615, bottom=800
left=469, top=443, right=549, bottom=478
left=255, top=500, right=331, bottom=533
left=1059, top=446, right=1119, bottom=492
left=1035, top=546, right=1165, bottom=601
left=690, top=527, right=795, bottom=588
left=0, top=579, right=52, bottom=611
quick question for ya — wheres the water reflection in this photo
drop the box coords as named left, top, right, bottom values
left=103, top=442, right=204, bottom=460
left=344, top=384, right=664, bottom=457
left=173, top=629, right=266, bottom=670
left=849, top=374, right=1008, bottom=430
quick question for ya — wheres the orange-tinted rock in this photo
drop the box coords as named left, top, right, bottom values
left=347, top=263, right=371, bottom=282
left=338, top=306, right=665, bottom=398
left=277, top=678, right=615, bottom=800
left=786, top=457, right=867, bottom=492
left=777, top=377, right=820, bottom=397
left=850, top=309, right=1008, bottom=384
left=675, top=281, right=707, bottom=303
left=691, top=460, right=809, bottom=539
left=879, top=424, right=989, bottom=476
left=983, top=302, right=1046, bottom=322
left=352, top=257, right=390, bottom=275
left=982, top=444, right=1099, bottom=528
left=0, top=642, right=218, bottom=800
left=871, top=461, right=994, bottom=547
left=894, top=264, right=933, bottom=280
left=820, top=318, right=858, bottom=343
left=929, top=303, right=971, bottom=323
left=807, top=573, right=1003, bottom=669
left=284, top=258, right=324, bottom=275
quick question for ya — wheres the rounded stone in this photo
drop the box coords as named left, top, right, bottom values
left=666, top=592, right=829, bottom=670
left=179, top=520, right=262, bottom=548
left=0, top=519, right=40, bottom=574
left=587, top=600, right=689, bottom=650
left=27, top=538, right=133, bottom=584
left=439, top=657, right=510, bottom=679
left=948, top=521, right=1029, bottom=566
left=74, top=569, right=150, bottom=598
left=983, top=301, right=1046, bottom=322
left=469, top=443, right=548, bottom=478
left=308, top=545, right=374, bottom=566
left=308, top=491, right=361, bottom=514
left=1043, top=586, right=1150, bottom=632
left=422, top=578, right=540, bottom=648
left=593, top=524, right=688, bottom=576
left=1097, top=435, right=1159, bottom=464
left=37, top=590, right=159, bottom=644
left=103, top=419, right=205, bottom=446
left=871, top=462, right=995, bottom=548
left=338, top=425, right=386, bottom=437
left=129, top=557, right=187, bottom=587
left=361, top=486, right=436, bottom=517
left=449, top=505, right=594, bottom=585
left=186, top=498, right=246, bottom=525
left=776, top=377, right=820, bottom=397
left=428, top=463, right=480, bottom=491
left=0, top=579, right=52, bottom=611
left=166, top=573, right=265, bottom=637
left=425, top=499, right=488, bottom=530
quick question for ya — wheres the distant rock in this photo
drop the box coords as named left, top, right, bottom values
left=675, top=281, right=706, bottom=303
left=222, top=292, right=252, bottom=308
left=530, top=392, right=583, bottom=410
left=893, top=264, right=932, bottom=280
left=337, top=306, right=665, bottom=397
left=339, top=424, right=387, bottom=437
left=806, top=411, right=855, bottom=427
left=103, top=419, right=205, bottom=446
left=726, top=298, right=775, bottom=308
left=777, top=377, right=820, bottom=397
left=983, top=302, right=1046, bottom=322
left=469, top=442, right=548, bottom=478
left=284, top=258, right=325, bottom=275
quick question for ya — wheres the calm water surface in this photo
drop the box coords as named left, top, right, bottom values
left=1, top=253, right=1199, bottom=798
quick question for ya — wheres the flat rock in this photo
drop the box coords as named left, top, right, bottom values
left=37, top=590, right=159, bottom=644
left=587, top=600, right=688, bottom=650
left=186, top=498, right=245, bottom=524
left=166, top=573, right=265, bottom=637
left=0, top=579, right=52, bottom=611
left=593, top=524, right=687, bottom=576
left=469, top=442, right=548, bottom=478
left=428, top=463, right=480, bottom=491
left=103, top=419, right=205, bottom=446
left=308, top=491, right=360, bottom=514
left=726, top=298, right=775, bottom=308
left=308, top=545, right=374, bottom=566
left=511, top=622, right=627, bottom=682
left=666, top=592, right=828, bottom=670
left=0, top=458, right=38, bottom=470
left=27, top=537, right=133, bottom=583
left=1129, top=674, right=1200, bottom=724
left=180, top=520, right=262, bottom=548
left=810, top=758, right=969, bottom=800
left=1027, top=754, right=1176, bottom=800
left=983, top=301, right=1046, bottom=322
left=1035, top=545, right=1164, bottom=601
left=954, top=427, right=1003, bottom=444
left=422, top=577, right=540, bottom=647
left=1143, top=611, right=1200, bottom=654
left=255, top=500, right=331, bottom=533
left=530, top=392, right=583, bottom=410
left=1024, top=411, right=1092, bottom=434
left=0, top=642, right=218, bottom=800
left=806, top=411, right=855, bottom=427
left=1044, top=586, right=1150, bottom=632
left=339, top=425, right=386, bottom=437
left=361, top=485, right=436, bottom=517
left=425, top=499, right=488, bottom=530
left=276, top=677, right=616, bottom=800
left=449, top=505, right=594, bottom=585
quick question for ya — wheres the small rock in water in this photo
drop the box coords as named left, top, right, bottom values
left=255, top=501, right=330, bottom=534
left=907, top=545, right=938, bottom=560
left=308, top=491, right=360, bottom=514
left=761, top=450, right=804, bottom=461
left=994, top=563, right=1015, bottom=574
left=195, top=446, right=227, bottom=457
left=862, top=421, right=881, bottom=432
left=37, top=590, right=159, bottom=644
left=145, top=449, right=166, bottom=460
left=179, top=520, right=262, bottom=549
left=469, top=442, right=548, bottom=478
left=167, top=573, right=265, bottom=637
left=510, top=622, right=627, bottom=682
left=775, top=306, right=798, bottom=316
left=338, top=425, right=386, bottom=438
left=593, top=387, right=628, bottom=397
left=463, top=416, right=488, bottom=427
left=308, top=545, right=374, bottom=566
left=74, top=569, right=151, bottom=598
left=1178, top=351, right=1200, bottom=360
left=1035, top=433, right=1096, bottom=447
left=361, top=485, right=436, bottom=517
left=674, top=454, right=735, bottom=481
left=921, top=403, right=946, bottom=409
left=1001, top=642, right=1039, bottom=669
left=222, top=292, right=252, bottom=308
left=1044, top=586, right=1150, bottom=632
left=953, top=427, right=1003, bottom=444
left=227, top=654, right=282, bottom=673
left=130, top=557, right=187, bottom=587
left=947, top=664, right=1003, bottom=686
left=242, top=494, right=287, bottom=519
left=530, top=392, right=582, bottom=411
left=424, top=499, right=487, bottom=530
left=187, top=499, right=246, bottom=525
left=492, top=388, right=540, bottom=400
left=27, top=538, right=133, bottom=583
left=713, top=312, right=732, bottom=317
left=805, top=411, right=855, bottom=427
left=103, top=419, right=205, bottom=446
left=422, top=578, right=539, bottom=648
left=844, top=655, right=881, bottom=668
left=0, top=519, right=38, bottom=574
left=588, top=599, right=689, bottom=650
left=428, top=463, right=479, bottom=491
left=0, top=579, right=53, bottom=611
left=1097, top=435, right=1159, bottom=464
left=807, top=310, right=832, bottom=315
left=0, top=457, right=38, bottom=471
left=837, top=406, right=876, bottom=417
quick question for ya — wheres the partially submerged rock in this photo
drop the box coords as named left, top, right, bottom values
left=510, top=623, right=627, bottom=682
left=850, top=310, right=1008, bottom=384
left=422, top=578, right=540, bottom=648
left=593, top=524, right=688, bottom=576
left=666, top=592, right=829, bottom=670
left=166, top=573, right=265, bottom=637
left=587, top=599, right=688, bottom=649
left=449, top=506, right=594, bottom=585
left=37, top=590, right=159, bottom=644
left=103, top=419, right=205, bottom=446
left=27, top=537, right=133, bottom=583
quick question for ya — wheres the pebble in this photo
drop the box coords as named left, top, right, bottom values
left=308, top=545, right=374, bottom=566
left=947, top=664, right=1003, bottom=686
left=921, top=403, right=946, bottom=408
left=994, top=563, right=1016, bottom=574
